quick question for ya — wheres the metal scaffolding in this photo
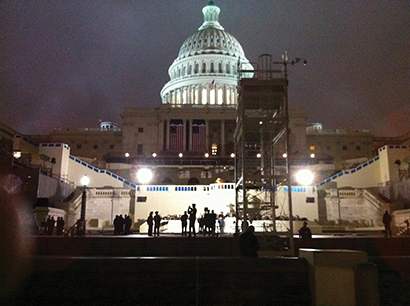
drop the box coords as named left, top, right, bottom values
left=234, top=53, right=304, bottom=254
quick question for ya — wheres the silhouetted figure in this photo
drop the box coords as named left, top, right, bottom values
left=383, top=210, right=392, bottom=237
left=239, top=225, right=259, bottom=258
left=47, top=216, right=55, bottom=236
left=188, top=204, right=197, bottom=237
left=118, top=214, right=125, bottom=235
left=218, top=215, right=224, bottom=236
left=210, top=210, right=217, bottom=236
left=203, top=210, right=210, bottom=236
left=299, top=221, right=312, bottom=239
left=56, top=217, right=65, bottom=236
left=147, top=211, right=153, bottom=236
left=124, top=214, right=132, bottom=235
left=113, top=215, right=120, bottom=235
left=181, top=211, right=188, bottom=236
left=153, top=211, right=161, bottom=236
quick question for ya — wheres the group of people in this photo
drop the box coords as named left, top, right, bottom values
left=44, top=216, right=65, bottom=236
left=147, top=204, right=226, bottom=238
left=146, top=211, right=162, bottom=236
left=113, top=214, right=133, bottom=235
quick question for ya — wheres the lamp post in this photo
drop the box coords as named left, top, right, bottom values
left=77, top=175, right=90, bottom=236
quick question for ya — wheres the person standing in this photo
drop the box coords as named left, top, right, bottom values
left=188, top=204, right=197, bottom=237
left=124, top=214, right=132, bottom=235
left=153, top=211, right=161, bottom=237
left=56, top=217, right=65, bottom=236
left=383, top=210, right=392, bottom=237
left=210, top=210, right=217, bottom=237
left=298, top=221, right=312, bottom=239
left=147, top=211, right=154, bottom=236
left=47, top=216, right=55, bottom=236
left=239, top=225, right=259, bottom=258
left=181, top=211, right=188, bottom=236
left=118, top=214, right=125, bottom=235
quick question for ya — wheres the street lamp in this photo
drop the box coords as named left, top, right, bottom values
left=77, top=175, right=90, bottom=236
left=137, top=168, right=153, bottom=184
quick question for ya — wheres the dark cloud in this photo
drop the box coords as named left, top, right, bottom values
left=1, top=0, right=409, bottom=136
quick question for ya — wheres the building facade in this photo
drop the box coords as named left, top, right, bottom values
left=25, top=1, right=384, bottom=186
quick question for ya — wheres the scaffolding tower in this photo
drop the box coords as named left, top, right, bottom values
left=235, top=53, right=303, bottom=254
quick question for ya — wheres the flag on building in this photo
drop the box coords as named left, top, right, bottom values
left=209, top=80, right=215, bottom=90
left=169, top=119, right=184, bottom=151
left=192, top=119, right=206, bottom=151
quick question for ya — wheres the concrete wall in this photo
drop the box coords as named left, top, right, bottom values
left=378, top=145, right=410, bottom=184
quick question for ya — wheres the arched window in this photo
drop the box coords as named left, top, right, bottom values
left=218, top=63, right=222, bottom=73
left=195, top=63, right=199, bottom=74
left=210, top=88, right=215, bottom=105
left=187, top=177, right=200, bottom=185
left=218, top=88, right=223, bottom=105
left=194, top=88, right=198, bottom=104
left=188, top=65, right=192, bottom=75
left=226, top=64, right=230, bottom=74
left=202, top=63, right=206, bottom=73
left=210, top=62, right=214, bottom=73
left=201, top=88, right=207, bottom=104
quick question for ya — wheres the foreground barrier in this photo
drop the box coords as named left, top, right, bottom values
left=6, top=257, right=311, bottom=306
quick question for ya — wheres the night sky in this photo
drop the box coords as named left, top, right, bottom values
left=1, top=1, right=409, bottom=137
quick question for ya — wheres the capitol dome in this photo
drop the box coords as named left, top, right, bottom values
left=161, top=1, right=253, bottom=107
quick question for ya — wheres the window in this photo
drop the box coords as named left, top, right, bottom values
left=137, top=144, right=143, bottom=155
left=110, top=144, right=115, bottom=149
left=138, top=127, right=144, bottom=133
left=137, top=196, right=147, bottom=202
left=342, top=145, right=348, bottom=150
left=326, top=146, right=331, bottom=150
left=77, top=144, right=82, bottom=149
left=306, top=197, right=315, bottom=203
left=310, top=146, right=315, bottom=151
left=356, top=146, right=361, bottom=150
left=212, top=143, right=218, bottom=156
left=93, top=145, right=98, bottom=149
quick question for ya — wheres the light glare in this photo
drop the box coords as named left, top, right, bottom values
left=296, top=169, right=314, bottom=185
left=137, top=168, right=153, bottom=184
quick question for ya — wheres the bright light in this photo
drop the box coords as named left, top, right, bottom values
left=295, top=169, right=314, bottom=185
left=259, top=121, right=263, bottom=125
left=13, top=151, right=21, bottom=159
left=179, top=153, right=183, bottom=158
left=256, top=153, right=262, bottom=158
left=230, top=153, right=235, bottom=158
left=310, top=153, right=315, bottom=158
left=282, top=153, right=287, bottom=158
left=204, top=153, right=209, bottom=158
left=125, top=152, right=129, bottom=158
left=152, top=153, right=157, bottom=158
left=80, top=175, right=90, bottom=186
left=137, top=168, right=153, bottom=184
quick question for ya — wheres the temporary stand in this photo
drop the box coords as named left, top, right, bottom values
left=234, top=53, right=306, bottom=256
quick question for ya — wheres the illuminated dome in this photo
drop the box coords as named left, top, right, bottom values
left=161, top=1, right=253, bottom=107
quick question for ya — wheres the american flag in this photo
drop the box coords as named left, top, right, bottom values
left=169, top=119, right=184, bottom=151
left=192, top=119, right=206, bottom=151
left=209, top=80, right=215, bottom=90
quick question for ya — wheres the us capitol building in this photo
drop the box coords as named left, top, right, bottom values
left=27, top=1, right=407, bottom=186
